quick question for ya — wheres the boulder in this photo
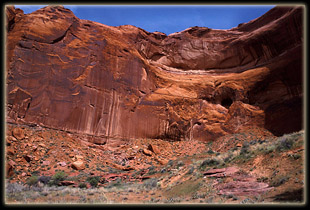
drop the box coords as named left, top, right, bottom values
left=148, top=144, right=160, bottom=154
left=142, top=149, right=153, bottom=156
left=71, top=160, right=85, bottom=170
left=12, top=127, right=25, bottom=140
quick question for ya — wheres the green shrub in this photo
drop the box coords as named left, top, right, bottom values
left=207, top=149, right=215, bottom=154
left=27, top=176, right=38, bottom=186
left=141, top=178, right=159, bottom=190
left=48, top=171, right=67, bottom=186
left=276, top=137, right=294, bottom=152
left=240, top=141, right=250, bottom=155
left=78, top=182, right=87, bottom=189
left=199, top=158, right=220, bottom=170
left=263, top=145, right=276, bottom=154
left=223, top=154, right=233, bottom=163
left=87, top=176, right=100, bottom=188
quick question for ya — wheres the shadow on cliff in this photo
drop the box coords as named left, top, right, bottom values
left=264, top=97, right=303, bottom=136
left=270, top=188, right=304, bottom=202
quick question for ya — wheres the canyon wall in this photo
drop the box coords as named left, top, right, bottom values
left=6, top=5, right=303, bottom=143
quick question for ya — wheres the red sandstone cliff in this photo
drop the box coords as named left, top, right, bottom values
left=5, top=5, right=303, bottom=143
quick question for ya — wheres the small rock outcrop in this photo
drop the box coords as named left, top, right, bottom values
left=204, top=167, right=273, bottom=196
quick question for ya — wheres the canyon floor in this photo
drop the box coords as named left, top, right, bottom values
left=5, top=123, right=304, bottom=205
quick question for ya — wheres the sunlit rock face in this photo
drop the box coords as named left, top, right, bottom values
left=6, top=5, right=303, bottom=143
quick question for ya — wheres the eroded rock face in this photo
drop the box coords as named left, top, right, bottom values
left=6, top=5, right=303, bottom=143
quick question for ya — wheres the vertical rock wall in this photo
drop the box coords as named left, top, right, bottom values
left=6, top=5, right=304, bottom=143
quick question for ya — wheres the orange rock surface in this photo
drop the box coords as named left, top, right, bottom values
left=6, top=5, right=303, bottom=144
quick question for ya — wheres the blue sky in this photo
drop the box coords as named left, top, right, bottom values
left=14, top=5, right=275, bottom=35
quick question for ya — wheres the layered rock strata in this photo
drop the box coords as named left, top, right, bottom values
left=6, top=5, right=303, bottom=143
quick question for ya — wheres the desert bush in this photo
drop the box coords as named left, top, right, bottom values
left=223, top=156, right=231, bottom=164
left=199, top=158, right=220, bottom=170
left=270, top=175, right=290, bottom=187
left=141, top=178, right=159, bottom=190
left=240, top=141, right=250, bottom=155
left=263, top=144, right=276, bottom=154
left=38, top=175, right=51, bottom=185
left=276, top=136, right=294, bottom=151
left=48, top=171, right=67, bottom=186
left=86, top=176, right=100, bottom=188
left=88, top=178, right=98, bottom=188
left=207, top=149, right=215, bottom=154
left=167, top=159, right=174, bottom=166
left=6, top=182, right=25, bottom=194
left=274, top=131, right=304, bottom=152
left=26, top=176, right=39, bottom=186
left=78, top=182, right=87, bottom=189
left=186, top=166, right=195, bottom=175
left=147, top=165, right=157, bottom=175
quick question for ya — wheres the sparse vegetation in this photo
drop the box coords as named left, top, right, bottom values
left=164, top=179, right=202, bottom=198
left=48, top=171, right=67, bottom=186
left=26, top=176, right=39, bottom=186
left=270, top=175, right=290, bottom=187
left=199, top=158, right=220, bottom=170
left=5, top=122, right=304, bottom=204
left=141, top=178, right=159, bottom=190
left=276, top=135, right=295, bottom=151
left=186, top=166, right=195, bottom=175
left=78, top=182, right=87, bottom=189
left=86, top=176, right=100, bottom=188
left=38, top=176, right=51, bottom=185
left=240, top=141, right=250, bottom=155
